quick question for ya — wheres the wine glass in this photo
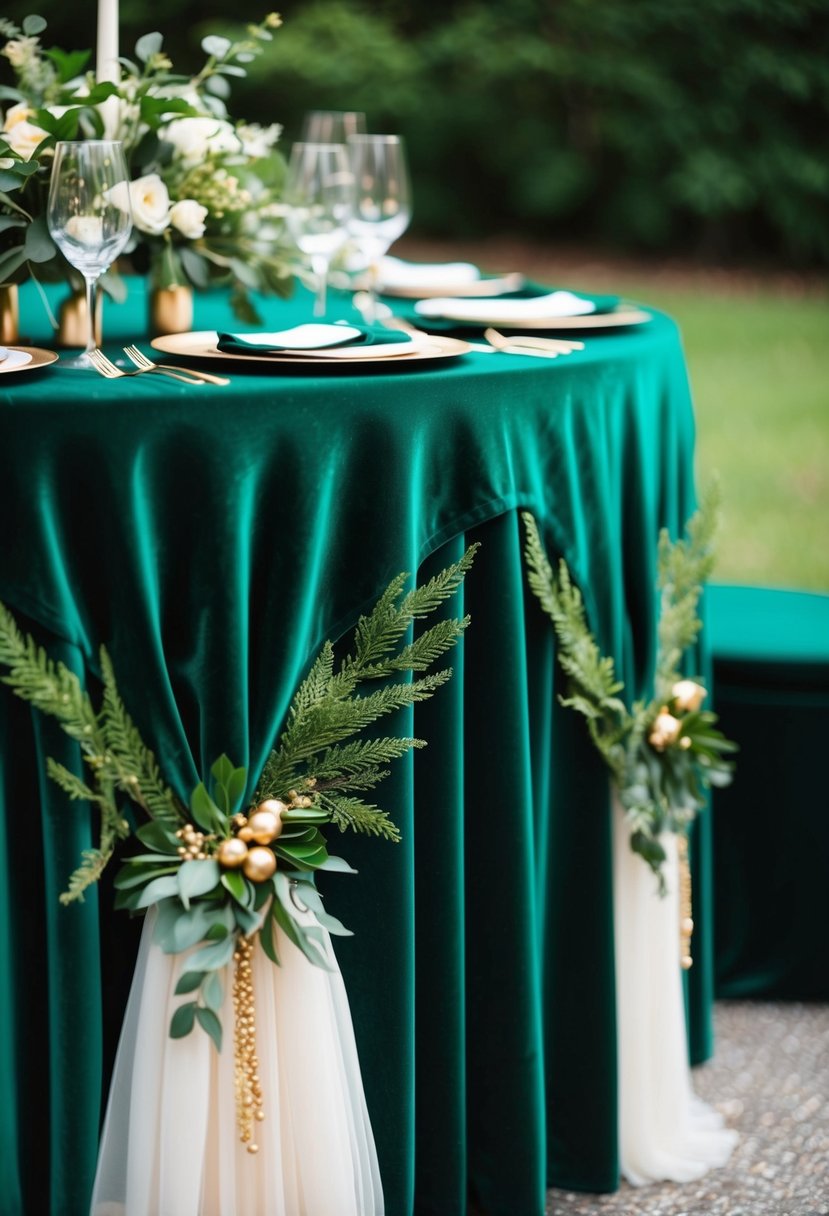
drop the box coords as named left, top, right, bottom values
left=283, top=142, right=353, bottom=318
left=300, top=110, right=366, bottom=144
left=346, top=135, right=411, bottom=322
left=47, top=141, right=132, bottom=368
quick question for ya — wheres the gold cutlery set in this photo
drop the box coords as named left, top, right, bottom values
left=88, top=347, right=229, bottom=386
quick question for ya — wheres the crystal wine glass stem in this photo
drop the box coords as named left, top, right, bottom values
left=83, top=272, right=98, bottom=355
left=311, top=254, right=329, bottom=318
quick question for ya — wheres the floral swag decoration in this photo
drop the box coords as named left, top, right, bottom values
left=0, top=545, right=477, bottom=1151
left=522, top=488, right=736, bottom=903
left=0, top=12, right=291, bottom=321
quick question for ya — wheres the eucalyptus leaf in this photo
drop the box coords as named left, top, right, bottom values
left=233, top=905, right=261, bottom=935
left=134, top=874, right=180, bottom=909
left=135, top=32, right=164, bottom=64
left=203, top=971, right=224, bottom=1012
left=185, top=934, right=235, bottom=975
left=168, top=901, right=225, bottom=953
left=169, top=1001, right=197, bottom=1038
left=178, top=244, right=210, bottom=289
left=113, top=864, right=178, bottom=891
left=201, top=34, right=232, bottom=58
left=0, top=217, right=26, bottom=233
left=205, top=919, right=230, bottom=941
left=22, top=14, right=47, bottom=34
left=177, top=859, right=221, bottom=909
left=195, top=1006, right=222, bottom=1052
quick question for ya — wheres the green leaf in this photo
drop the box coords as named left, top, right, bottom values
left=135, top=32, right=164, bottom=63
left=174, top=970, right=205, bottom=995
left=177, top=859, right=220, bottom=909
left=221, top=870, right=253, bottom=906
left=113, top=863, right=178, bottom=891
left=195, top=1006, right=222, bottom=1052
left=185, top=934, right=235, bottom=975
left=205, top=920, right=229, bottom=941
left=178, top=244, right=210, bottom=289
left=0, top=217, right=26, bottom=234
left=210, top=754, right=246, bottom=814
left=22, top=15, right=47, bottom=34
left=23, top=216, right=55, bottom=265
left=203, top=971, right=224, bottom=1012
left=82, top=82, right=120, bottom=105
left=43, top=47, right=91, bottom=84
left=135, top=820, right=180, bottom=853
left=260, top=907, right=279, bottom=964
left=190, top=782, right=225, bottom=833
left=134, top=874, right=180, bottom=908
left=169, top=1001, right=197, bottom=1038
left=166, top=901, right=227, bottom=953
left=316, top=855, right=357, bottom=874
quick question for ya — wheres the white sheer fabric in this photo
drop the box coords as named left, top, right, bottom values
left=90, top=908, right=384, bottom=1216
left=612, top=792, right=737, bottom=1185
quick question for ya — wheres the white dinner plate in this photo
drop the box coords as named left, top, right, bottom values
left=0, top=346, right=58, bottom=375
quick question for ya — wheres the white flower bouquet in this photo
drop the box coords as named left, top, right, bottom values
left=0, top=13, right=292, bottom=321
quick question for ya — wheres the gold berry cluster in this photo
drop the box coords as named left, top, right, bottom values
left=175, top=824, right=209, bottom=860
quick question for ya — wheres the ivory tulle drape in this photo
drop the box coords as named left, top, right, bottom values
left=612, top=794, right=737, bottom=1185
left=90, top=908, right=383, bottom=1216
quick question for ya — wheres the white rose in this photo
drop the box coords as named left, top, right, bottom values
left=169, top=199, right=208, bottom=239
left=2, top=103, right=49, bottom=160
left=64, top=215, right=104, bottom=246
left=161, top=116, right=240, bottom=166
left=237, top=122, right=282, bottom=159
left=128, top=174, right=171, bottom=235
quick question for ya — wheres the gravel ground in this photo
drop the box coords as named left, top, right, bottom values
left=546, top=1002, right=829, bottom=1216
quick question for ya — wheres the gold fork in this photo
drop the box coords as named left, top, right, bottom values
left=88, top=348, right=208, bottom=386
left=484, top=328, right=585, bottom=356
left=124, top=344, right=230, bottom=386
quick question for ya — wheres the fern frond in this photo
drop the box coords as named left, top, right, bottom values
left=46, top=757, right=100, bottom=803
left=98, top=647, right=182, bottom=824
left=313, top=737, right=425, bottom=778
left=359, top=615, right=471, bottom=677
left=59, top=848, right=112, bottom=905
left=321, top=793, right=401, bottom=841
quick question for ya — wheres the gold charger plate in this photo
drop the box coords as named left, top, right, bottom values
left=414, top=305, right=653, bottom=331
left=378, top=273, right=526, bottom=300
left=151, top=330, right=472, bottom=370
left=0, top=346, right=59, bottom=375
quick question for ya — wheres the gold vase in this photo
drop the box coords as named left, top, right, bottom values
left=149, top=286, right=193, bottom=336
left=57, top=292, right=103, bottom=348
left=0, top=284, right=19, bottom=345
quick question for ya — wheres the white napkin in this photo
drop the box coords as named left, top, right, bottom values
left=415, top=291, right=597, bottom=321
left=376, top=257, right=480, bottom=291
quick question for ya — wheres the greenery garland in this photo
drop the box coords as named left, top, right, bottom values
left=0, top=545, right=477, bottom=1049
left=522, top=489, right=736, bottom=890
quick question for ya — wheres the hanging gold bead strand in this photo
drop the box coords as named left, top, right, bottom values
left=677, top=831, right=694, bottom=970
left=233, top=935, right=265, bottom=1153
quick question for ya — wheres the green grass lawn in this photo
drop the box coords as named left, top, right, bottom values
left=622, top=287, right=829, bottom=592
left=399, top=238, right=829, bottom=592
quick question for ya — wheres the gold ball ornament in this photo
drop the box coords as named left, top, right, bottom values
left=648, top=709, right=682, bottom=752
left=242, top=846, right=277, bottom=883
left=238, top=826, right=255, bottom=843
left=680, top=954, right=694, bottom=970
left=681, top=917, right=695, bottom=934
left=248, top=801, right=286, bottom=844
left=217, top=837, right=249, bottom=869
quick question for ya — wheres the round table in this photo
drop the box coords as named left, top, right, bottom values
left=0, top=279, right=711, bottom=1216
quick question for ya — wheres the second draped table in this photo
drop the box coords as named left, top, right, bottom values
left=1, top=279, right=712, bottom=1216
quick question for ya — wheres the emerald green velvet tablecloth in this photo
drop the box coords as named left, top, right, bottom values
left=0, top=280, right=710, bottom=1216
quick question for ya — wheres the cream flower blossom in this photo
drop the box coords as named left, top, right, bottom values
left=161, top=116, right=241, bottom=166
left=648, top=709, right=682, bottom=752
left=1, top=103, right=49, bottom=159
left=237, top=122, right=282, bottom=159
left=671, top=679, right=707, bottom=713
left=169, top=199, right=208, bottom=239
left=1, top=36, right=40, bottom=69
left=109, top=174, right=171, bottom=235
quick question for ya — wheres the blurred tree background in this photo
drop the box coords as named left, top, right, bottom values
left=6, top=0, right=829, bottom=266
